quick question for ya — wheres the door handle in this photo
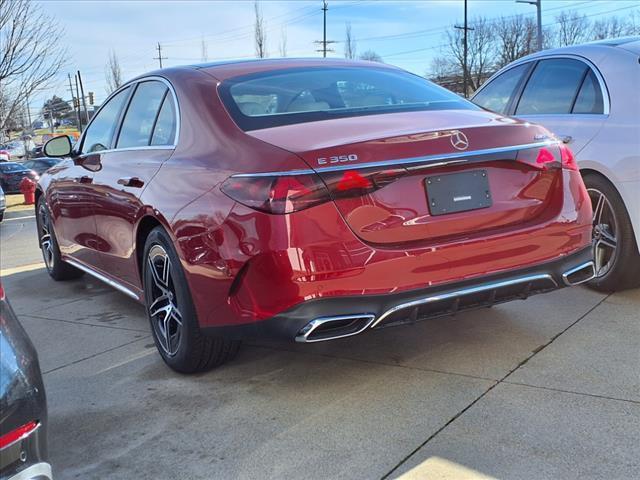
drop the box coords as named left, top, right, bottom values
left=560, top=135, right=573, bottom=144
left=79, top=175, right=93, bottom=184
left=117, top=176, right=144, bottom=188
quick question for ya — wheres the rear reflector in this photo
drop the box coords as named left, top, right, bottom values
left=0, top=421, right=39, bottom=450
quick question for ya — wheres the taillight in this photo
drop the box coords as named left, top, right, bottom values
left=0, top=421, right=39, bottom=449
left=221, top=167, right=407, bottom=214
left=559, top=143, right=578, bottom=170
left=221, top=174, right=331, bottom=214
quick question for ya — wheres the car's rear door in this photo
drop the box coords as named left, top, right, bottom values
left=510, top=57, right=607, bottom=154
left=47, top=86, right=132, bottom=268
left=89, top=79, right=178, bottom=289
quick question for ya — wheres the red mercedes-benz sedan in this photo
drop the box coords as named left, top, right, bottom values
left=37, top=59, right=594, bottom=373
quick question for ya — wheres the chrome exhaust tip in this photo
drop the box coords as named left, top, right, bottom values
left=562, top=261, right=596, bottom=286
left=295, top=314, right=375, bottom=343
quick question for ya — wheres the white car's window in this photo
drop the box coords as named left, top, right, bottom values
left=473, top=63, right=531, bottom=114
left=81, top=87, right=131, bottom=154
left=117, top=81, right=168, bottom=148
left=516, top=59, right=587, bottom=115
left=572, top=70, right=604, bottom=114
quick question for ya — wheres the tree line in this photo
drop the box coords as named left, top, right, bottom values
left=429, top=10, right=640, bottom=96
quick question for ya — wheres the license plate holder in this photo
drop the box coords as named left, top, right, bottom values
left=425, top=170, right=492, bottom=216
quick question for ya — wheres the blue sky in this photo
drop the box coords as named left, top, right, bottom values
left=31, top=0, right=639, bottom=115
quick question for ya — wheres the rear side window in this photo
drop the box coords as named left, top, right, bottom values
left=150, top=94, right=177, bottom=146
left=219, top=67, right=478, bottom=131
left=516, top=59, right=587, bottom=115
left=473, top=63, right=531, bottom=114
left=572, top=70, right=604, bottom=114
left=81, top=87, right=130, bottom=153
left=117, top=81, right=168, bottom=148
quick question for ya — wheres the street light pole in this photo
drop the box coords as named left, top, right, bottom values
left=516, top=0, right=543, bottom=51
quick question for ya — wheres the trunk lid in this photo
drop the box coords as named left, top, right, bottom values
left=249, top=110, right=563, bottom=247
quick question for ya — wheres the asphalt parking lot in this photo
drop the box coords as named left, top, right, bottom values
left=1, top=200, right=639, bottom=480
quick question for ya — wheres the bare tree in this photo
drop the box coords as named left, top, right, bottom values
left=344, top=22, right=357, bottom=59
left=0, top=0, right=66, bottom=134
left=555, top=11, right=589, bottom=46
left=359, top=50, right=383, bottom=62
left=200, top=38, right=208, bottom=62
left=278, top=27, right=287, bottom=57
left=105, top=50, right=122, bottom=94
left=254, top=1, right=267, bottom=58
left=591, top=17, right=627, bottom=40
left=495, top=15, right=536, bottom=68
left=446, top=16, right=496, bottom=94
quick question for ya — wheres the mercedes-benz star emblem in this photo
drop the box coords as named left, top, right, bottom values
left=450, top=131, right=469, bottom=151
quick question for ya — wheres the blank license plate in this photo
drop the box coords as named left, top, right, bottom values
left=425, top=170, right=492, bottom=216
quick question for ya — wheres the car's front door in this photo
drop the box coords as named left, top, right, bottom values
left=49, top=86, right=131, bottom=268
left=89, top=79, right=178, bottom=290
left=511, top=58, right=607, bottom=154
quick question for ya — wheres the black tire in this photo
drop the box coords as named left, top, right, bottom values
left=142, top=226, right=241, bottom=373
left=583, top=173, right=640, bottom=292
left=0, top=212, right=4, bottom=222
left=36, top=196, right=84, bottom=281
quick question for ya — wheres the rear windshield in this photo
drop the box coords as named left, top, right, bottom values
left=0, top=163, right=25, bottom=172
left=219, top=66, right=477, bottom=130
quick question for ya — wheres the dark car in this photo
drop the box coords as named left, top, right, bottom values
left=21, top=159, right=61, bottom=177
left=36, top=59, right=594, bottom=374
left=0, top=163, right=38, bottom=194
left=0, top=283, right=51, bottom=480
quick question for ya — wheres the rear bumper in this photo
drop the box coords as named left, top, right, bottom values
left=203, top=246, right=594, bottom=342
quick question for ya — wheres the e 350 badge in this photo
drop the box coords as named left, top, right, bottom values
left=317, top=154, right=359, bottom=166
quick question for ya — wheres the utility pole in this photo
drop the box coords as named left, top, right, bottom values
left=77, top=70, right=90, bottom=126
left=455, top=0, right=474, bottom=98
left=68, top=73, right=83, bottom=132
left=314, top=1, right=336, bottom=57
left=154, top=42, right=167, bottom=68
left=24, top=92, right=32, bottom=128
left=516, top=0, right=543, bottom=51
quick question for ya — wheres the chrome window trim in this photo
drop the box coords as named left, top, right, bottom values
left=64, top=258, right=140, bottom=300
left=78, top=75, right=180, bottom=155
left=231, top=140, right=558, bottom=178
left=369, top=273, right=557, bottom=329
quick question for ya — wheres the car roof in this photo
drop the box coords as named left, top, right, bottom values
left=512, top=36, right=640, bottom=62
left=136, top=57, right=402, bottom=83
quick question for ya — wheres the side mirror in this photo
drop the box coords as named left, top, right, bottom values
left=43, top=135, right=72, bottom=157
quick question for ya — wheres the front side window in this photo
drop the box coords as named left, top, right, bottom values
left=516, top=59, right=588, bottom=115
left=81, top=87, right=130, bottom=154
left=117, top=81, right=168, bottom=148
left=473, top=63, right=531, bottom=114
left=220, top=67, right=478, bottom=130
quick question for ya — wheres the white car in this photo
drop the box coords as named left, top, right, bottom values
left=472, top=37, right=640, bottom=291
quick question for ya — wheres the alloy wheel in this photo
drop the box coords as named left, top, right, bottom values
left=587, top=188, right=618, bottom=278
left=147, top=245, right=183, bottom=357
left=38, top=203, right=54, bottom=270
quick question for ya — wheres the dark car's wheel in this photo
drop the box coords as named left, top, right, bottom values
left=36, top=196, right=83, bottom=280
left=583, top=174, right=640, bottom=292
left=143, top=227, right=240, bottom=373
